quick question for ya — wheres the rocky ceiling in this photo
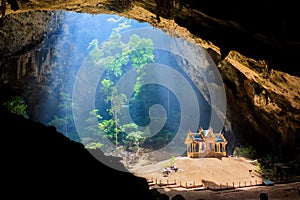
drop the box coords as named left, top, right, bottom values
left=2, top=0, right=300, bottom=75
left=1, top=0, right=300, bottom=160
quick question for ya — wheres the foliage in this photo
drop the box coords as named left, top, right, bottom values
left=87, top=39, right=103, bottom=62
left=98, top=119, right=116, bottom=140
left=85, top=142, right=103, bottom=149
left=143, top=129, right=173, bottom=149
left=256, top=153, right=300, bottom=181
left=247, top=150, right=300, bottom=182
left=234, top=144, right=257, bottom=159
left=168, top=155, right=176, bottom=166
left=3, top=96, right=29, bottom=119
left=109, top=92, right=127, bottom=146
left=162, top=155, right=177, bottom=168
left=121, top=123, right=145, bottom=150
left=84, top=109, right=103, bottom=137
left=101, top=79, right=114, bottom=102
left=48, top=90, right=80, bottom=142
left=87, top=18, right=155, bottom=149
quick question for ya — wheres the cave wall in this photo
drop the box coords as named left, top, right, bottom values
left=220, top=51, right=300, bottom=159
left=1, top=11, right=69, bottom=121
left=3, top=0, right=299, bottom=76
left=1, top=0, right=299, bottom=160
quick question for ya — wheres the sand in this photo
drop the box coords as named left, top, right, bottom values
left=128, top=156, right=300, bottom=199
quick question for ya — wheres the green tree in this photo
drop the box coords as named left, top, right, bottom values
left=83, top=109, right=105, bottom=149
left=110, top=91, right=127, bottom=146
left=98, top=119, right=116, bottom=140
left=235, top=144, right=257, bottom=159
left=121, top=123, right=145, bottom=151
left=162, top=155, right=177, bottom=169
left=168, top=155, right=176, bottom=166
left=100, top=79, right=127, bottom=146
left=48, top=90, right=80, bottom=142
left=3, top=96, right=28, bottom=119
left=87, top=18, right=155, bottom=149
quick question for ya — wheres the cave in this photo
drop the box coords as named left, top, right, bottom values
left=1, top=0, right=299, bottom=199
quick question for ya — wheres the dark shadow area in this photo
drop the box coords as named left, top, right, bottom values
left=0, top=103, right=156, bottom=199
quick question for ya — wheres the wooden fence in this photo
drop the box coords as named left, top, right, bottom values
left=147, top=178, right=264, bottom=191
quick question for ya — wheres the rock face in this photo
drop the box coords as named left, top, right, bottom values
left=0, top=0, right=299, bottom=162
left=220, top=51, right=300, bottom=160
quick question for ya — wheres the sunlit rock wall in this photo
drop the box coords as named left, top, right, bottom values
left=220, top=51, right=300, bottom=159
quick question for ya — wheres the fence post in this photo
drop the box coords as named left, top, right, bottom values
left=193, top=181, right=195, bottom=188
left=239, top=182, right=240, bottom=187
left=226, top=182, right=228, bottom=188
left=155, top=179, right=157, bottom=185
left=233, top=182, right=234, bottom=188
left=250, top=181, right=252, bottom=186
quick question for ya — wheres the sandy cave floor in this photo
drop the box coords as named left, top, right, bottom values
left=127, top=156, right=300, bottom=199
